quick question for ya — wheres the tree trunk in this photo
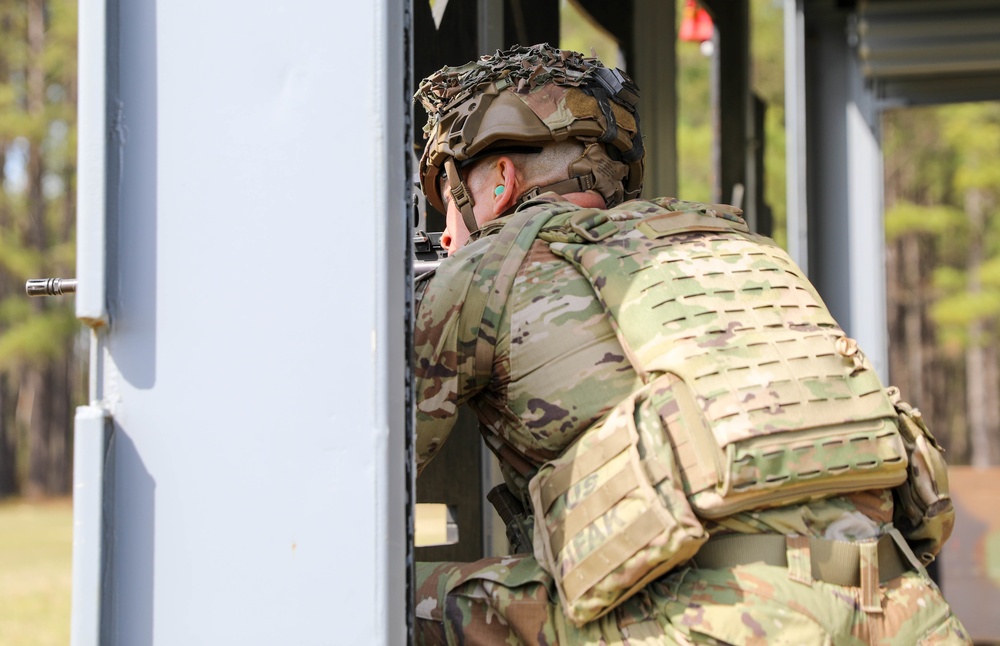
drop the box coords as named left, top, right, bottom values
left=901, top=234, right=926, bottom=404
left=23, top=369, right=46, bottom=498
left=886, top=230, right=961, bottom=455
left=940, top=355, right=969, bottom=463
left=25, top=0, right=45, bottom=247
left=50, top=354, right=72, bottom=493
left=965, top=331, right=1000, bottom=466
left=964, top=188, right=1000, bottom=467
left=0, top=376, right=17, bottom=496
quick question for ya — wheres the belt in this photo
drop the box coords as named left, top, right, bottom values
left=692, top=531, right=917, bottom=587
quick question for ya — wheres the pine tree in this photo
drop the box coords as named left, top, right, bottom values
left=884, top=102, right=1000, bottom=467
left=0, top=0, right=81, bottom=497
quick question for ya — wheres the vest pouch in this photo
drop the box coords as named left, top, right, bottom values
left=660, top=358, right=911, bottom=519
left=528, top=376, right=708, bottom=627
left=888, top=387, right=954, bottom=564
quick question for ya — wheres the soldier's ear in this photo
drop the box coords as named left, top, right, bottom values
left=492, top=156, right=519, bottom=216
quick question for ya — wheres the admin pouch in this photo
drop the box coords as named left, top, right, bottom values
left=467, top=197, right=914, bottom=626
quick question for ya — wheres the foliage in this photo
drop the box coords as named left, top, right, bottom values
left=0, top=306, right=77, bottom=369
left=0, top=0, right=78, bottom=352
left=885, top=103, right=1000, bottom=345
left=943, top=104, right=1000, bottom=195
left=884, top=100, right=1000, bottom=463
left=675, top=0, right=787, bottom=246
left=560, top=0, right=621, bottom=68
left=0, top=0, right=81, bottom=496
left=675, top=0, right=713, bottom=202
left=884, top=201, right=965, bottom=241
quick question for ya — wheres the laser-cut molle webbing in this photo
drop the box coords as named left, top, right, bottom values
left=528, top=384, right=708, bottom=626
left=545, top=213, right=907, bottom=516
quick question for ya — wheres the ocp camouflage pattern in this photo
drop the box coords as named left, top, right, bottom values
left=413, top=42, right=643, bottom=210
left=415, top=43, right=618, bottom=137
left=414, top=554, right=970, bottom=644
left=415, top=194, right=903, bottom=522
left=538, top=199, right=909, bottom=519
left=413, top=194, right=970, bottom=644
left=414, top=195, right=644, bottom=489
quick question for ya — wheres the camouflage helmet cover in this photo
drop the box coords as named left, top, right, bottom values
left=415, top=43, right=645, bottom=213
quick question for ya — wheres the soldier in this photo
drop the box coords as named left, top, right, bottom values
left=412, top=43, right=969, bottom=644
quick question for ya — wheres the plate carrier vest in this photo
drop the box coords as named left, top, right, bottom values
left=460, top=197, right=918, bottom=625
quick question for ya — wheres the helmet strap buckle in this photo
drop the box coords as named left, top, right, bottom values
left=444, top=158, right=480, bottom=236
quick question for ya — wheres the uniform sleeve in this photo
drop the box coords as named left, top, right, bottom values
left=412, top=257, right=483, bottom=475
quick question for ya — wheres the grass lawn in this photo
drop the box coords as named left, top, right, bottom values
left=0, top=498, right=72, bottom=646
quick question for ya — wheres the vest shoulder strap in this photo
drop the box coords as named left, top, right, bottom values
left=461, top=201, right=583, bottom=387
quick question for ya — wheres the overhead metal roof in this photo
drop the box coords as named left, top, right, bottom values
left=855, top=0, right=1000, bottom=105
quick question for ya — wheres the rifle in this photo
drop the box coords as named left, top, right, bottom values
left=487, top=484, right=533, bottom=554
left=414, top=230, right=446, bottom=277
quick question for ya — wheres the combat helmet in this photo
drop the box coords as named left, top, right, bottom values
left=415, top=43, right=645, bottom=237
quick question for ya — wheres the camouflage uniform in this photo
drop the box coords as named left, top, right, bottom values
left=414, top=555, right=967, bottom=645
left=413, top=194, right=970, bottom=644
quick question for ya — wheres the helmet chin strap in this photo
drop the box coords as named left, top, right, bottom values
left=514, top=173, right=597, bottom=209
left=444, top=157, right=480, bottom=239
